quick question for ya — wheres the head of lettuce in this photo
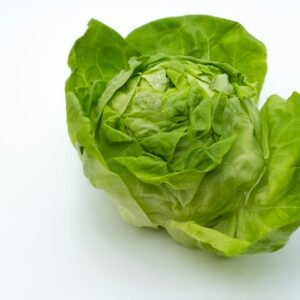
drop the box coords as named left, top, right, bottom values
left=65, top=15, right=300, bottom=257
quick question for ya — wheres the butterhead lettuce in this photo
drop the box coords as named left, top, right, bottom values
left=65, top=15, right=300, bottom=257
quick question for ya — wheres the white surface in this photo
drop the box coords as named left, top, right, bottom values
left=1, top=1, right=300, bottom=299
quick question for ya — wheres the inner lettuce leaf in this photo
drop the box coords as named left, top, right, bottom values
left=65, top=16, right=300, bottom=257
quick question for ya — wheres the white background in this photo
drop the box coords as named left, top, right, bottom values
left=1, top=0, right=300, bottom=299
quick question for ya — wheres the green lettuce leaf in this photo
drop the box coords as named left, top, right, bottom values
left=66, top=19, right=139, bottom=118
left=126, top=15, right=267, bottom=97
left=66, top=91, right=155, bottom=228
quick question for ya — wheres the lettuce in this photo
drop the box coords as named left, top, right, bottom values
left=65, top=16, right=300, bottom=256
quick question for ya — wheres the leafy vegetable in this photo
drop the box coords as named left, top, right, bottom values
left=66, top=15, right=300, bottom=257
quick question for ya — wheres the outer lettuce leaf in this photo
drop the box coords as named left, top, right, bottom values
left=126, top=15, right=267, bottom=97
left=165, top=220, right=250, bottom=257
left=65, top=20, right=156, bottom=227
left=165, top=93, right=300, bottom=256
left=66, top=91, right=155, bottom=228
left=66, top=19, right=139, bottom=118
